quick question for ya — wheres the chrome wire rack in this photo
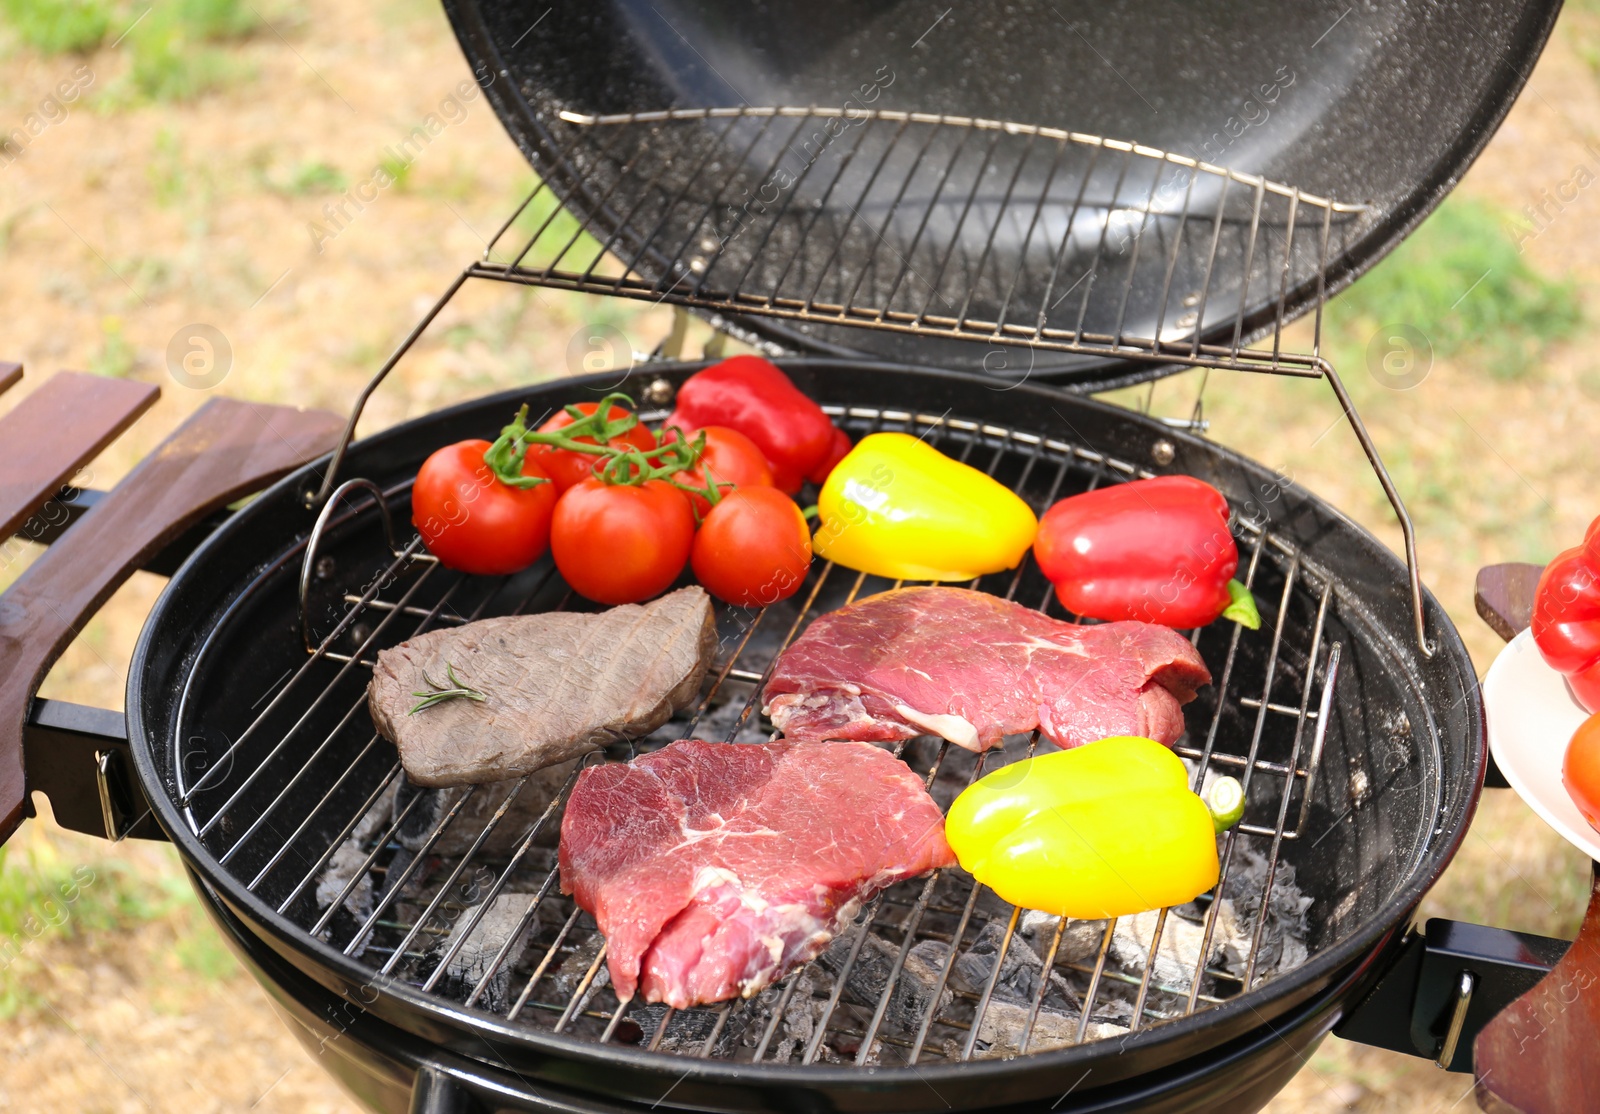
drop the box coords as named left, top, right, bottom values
left=183, top=406, right=1346, bottom=1067
left=478, top=107, right=1365, bottom=373
left=306, top=106, right=1433, bottom=655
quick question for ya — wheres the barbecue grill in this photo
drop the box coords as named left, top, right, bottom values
left=2, top=2, right=1590, bottom=1112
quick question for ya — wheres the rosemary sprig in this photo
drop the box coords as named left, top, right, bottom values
left=407, top=662, right=488, bottom=715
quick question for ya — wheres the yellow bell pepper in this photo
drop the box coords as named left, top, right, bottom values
left=945, top=736, right=1222, bottom=919
left=812, top=432, right=1038, bottom=581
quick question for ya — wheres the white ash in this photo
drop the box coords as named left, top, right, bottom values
left=971, top=998, right=1131, bottom=1059
left=631, top=1004, right=724, bottom=1053
left=770, top=972, right=824, bottom=1064
left=1217, top=846, right=1312, bottom=978
left=316, top=843, right=376, bottom=923
left=314, top=780, right=396, bottom=937
left=1106, top=847, right=1313, bottom=992
left=431, top=893, right=538, bottom=1013
left=1109, top=903, right=1245, bottom=992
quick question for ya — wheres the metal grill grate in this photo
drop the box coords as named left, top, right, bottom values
left=306, top=108, right=1432, bottom=657
left=468, top=108, right=1365, bottom=375
left=176, top=405, right=1342, bottom=1068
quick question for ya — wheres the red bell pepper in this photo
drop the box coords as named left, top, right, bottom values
left=1033, top=475, right=1260, bottom=630
left=665, top=356, right=835, bottom=493
left=1532, top=517, right=1600, bottom=714
left=806, top=425, right=854, bottom=486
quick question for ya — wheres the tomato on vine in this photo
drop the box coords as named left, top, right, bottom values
left=662, top=425, right=773, bottom=518
left=552, top=479, right=696, bottom=604
left=413, top=438, right=556, bottom=576
left=691, top=486, right=812, bottom=608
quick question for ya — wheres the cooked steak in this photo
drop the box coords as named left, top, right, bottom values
left=559, top=739, right=955, bottom=1008
left=763, top=586, right=1211, bottom=752
left=369, top=587, right=716, bottom=787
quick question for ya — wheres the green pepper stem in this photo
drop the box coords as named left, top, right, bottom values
left=1221, top=580, right=1261, bottom=630
left=1205, top=775, right=1245, bottom=833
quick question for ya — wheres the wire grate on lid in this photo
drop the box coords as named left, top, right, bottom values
left=174, top=405, right=1342, bottom=1069
left=469, top=107, right=1366, bottom=374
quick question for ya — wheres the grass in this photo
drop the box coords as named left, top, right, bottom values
left=1567, top=0, right=1600, bottom=76
left=0, top=0, right=111, bottom=54
left=508, top=175, right=609, bottom=270
left=0, top=0, right=265, bottom=100
left=1326, top=197, right=1582, bottom=381
left=286, top=160, right=348, bottom=195
left=0, top=840, right=185, bottom=1017
left=0, top=829, right=244, bottom=1021
left=88, top=314, right=136, bottom=376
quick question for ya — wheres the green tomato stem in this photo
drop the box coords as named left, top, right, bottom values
left=478, top=395, right=709, bottom=490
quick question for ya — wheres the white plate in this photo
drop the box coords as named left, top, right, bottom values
left=1483, top=628, right=1600, bottom=861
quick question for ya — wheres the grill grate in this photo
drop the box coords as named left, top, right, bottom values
left=177, top=405, right=1342, bottom=1068
left=304, top=107, right=1432, bottom=657
left=468, top=108, right=1364, bottom=375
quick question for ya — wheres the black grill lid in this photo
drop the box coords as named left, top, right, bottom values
left=444, top=0, right=1558, bottom=389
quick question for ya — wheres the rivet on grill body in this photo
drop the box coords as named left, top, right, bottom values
left=643, top=377, right=676, bottom=406
left=1151, top=439, right=1175, bottom=466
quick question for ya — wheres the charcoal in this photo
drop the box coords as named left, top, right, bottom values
left=546, top=933, right=611, bottom=1014
left=1019, top=909, right=1108, bottom=965
left=679, top=686, right=770, bottom=744
left=429, top=893, right=538, bottom=1013
left=715, top=970, right=829, bottom=1060
left=817, top=933, right=953, bottom=1033
left=630, top=1004, right=723, bottom=1052
left=393, top=777, right=443, bottom=851
left=313, top=782, right=395, bottom=949
left=952, top=922, right=1081, bottom=1013
left=392, top=764, right=577, bottom=857
left=971, top=999, right=1130, bottom=1058
left=772, top=972, right=823, bottom=1064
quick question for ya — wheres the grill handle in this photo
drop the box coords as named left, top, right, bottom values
left=0, top=397, right=343, bottom=846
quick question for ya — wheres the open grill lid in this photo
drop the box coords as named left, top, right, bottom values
left=442, top=0, right=1560, bottom=390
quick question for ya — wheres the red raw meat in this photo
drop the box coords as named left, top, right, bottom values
left=559, top=739, right=954, bottom=1008
left=763, top=587, right=1211, bottom=752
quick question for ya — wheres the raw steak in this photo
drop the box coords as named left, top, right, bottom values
left=559, top=739, right=955, bottom=1007
left=369, top=587, right=715, bottom=787
left=763, top=587, right=1211, bottom=752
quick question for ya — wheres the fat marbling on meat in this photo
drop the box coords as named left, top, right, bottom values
left=558, top=739, right=955, bottom=1008
left=763, top=586, right=1211, bottom=752
left=369, top=587, right=715, bottom=787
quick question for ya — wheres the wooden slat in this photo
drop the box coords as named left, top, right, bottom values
left=0, top=397, right=343, bottom=841
left=0, top=370, right=159, bottom=541
left=0, top=361, right=21, bottom=397
left=1476, top=863, right=1600, bottom=1112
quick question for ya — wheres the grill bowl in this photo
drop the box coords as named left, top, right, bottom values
left=128, top=360, right=1482, bottom=1112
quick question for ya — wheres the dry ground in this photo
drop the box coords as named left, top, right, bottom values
left=4, top=2, right=1600, bottom=1111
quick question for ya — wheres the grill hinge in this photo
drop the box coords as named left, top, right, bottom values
left=23, top=698, right=165, bottom=842
left=1335, top=918, right=1569, bottom=1073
